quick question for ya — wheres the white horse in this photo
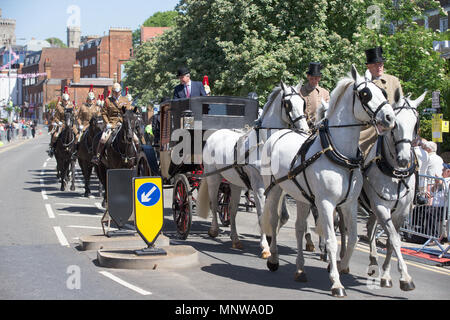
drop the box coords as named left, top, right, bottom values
left=197, top=82, right=309, bottom=258
left=362, top=91, right=426, bottom=291
left=260, top=65, right=396, bottom=297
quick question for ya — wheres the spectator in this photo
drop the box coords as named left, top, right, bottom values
left=422, top=140, right=444, bottom=178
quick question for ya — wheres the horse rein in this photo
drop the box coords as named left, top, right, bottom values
left=282, top=87, right=307, bottom=128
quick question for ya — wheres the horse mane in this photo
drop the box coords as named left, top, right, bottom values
left=325, top=77, right=354, bottom=119
left=257, top=86, right=282, bottom=121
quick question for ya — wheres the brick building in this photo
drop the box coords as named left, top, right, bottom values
left=76, top=28, right=132, bottom=82
left=61, top=61, right=113, bottom=108
left=140, top=26, right=170, bottom=44
left=21, top=48, right=77, bottom=122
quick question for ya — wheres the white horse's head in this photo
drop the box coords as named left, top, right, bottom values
left=351, top=65, right=396, bottom=135
left=279, top=81, right=308, bottom=130
left=391, top=90, right=426, bottom=168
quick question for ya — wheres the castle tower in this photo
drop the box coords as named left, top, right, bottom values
left=67, top=26, right=81, bottom=48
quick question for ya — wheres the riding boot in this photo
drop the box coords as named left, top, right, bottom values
left=72, top=143, right=79, bottom=161
left=91, top=141, right=105, bottom=165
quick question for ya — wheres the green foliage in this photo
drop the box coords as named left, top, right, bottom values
left=125, top=0, right=449, bottom=135
left=46, top=37, right=67, bottom=48
left=143, top=11, right=178, bottom=27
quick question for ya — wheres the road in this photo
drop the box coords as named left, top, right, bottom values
left=0, top=132, right=449, bottom=308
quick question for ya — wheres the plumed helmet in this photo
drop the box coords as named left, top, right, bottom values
left=203, top=75, right=209, bottom=86
left=88, top=84, right=95, bottom=100
left=62, top=86, right=70, bottom=101
left=112, top=83, right=121, bottom=93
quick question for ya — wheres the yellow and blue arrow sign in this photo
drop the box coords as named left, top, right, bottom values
left=133, top=177, right=164, bottom=246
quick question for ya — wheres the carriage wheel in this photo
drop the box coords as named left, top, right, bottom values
left=217, top=182, right=231, bottom=227
left=172, top=174, right=192, bottom=240
left=136, top=151, right=152, bottom=176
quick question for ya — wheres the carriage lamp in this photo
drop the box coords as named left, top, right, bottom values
left=181, top=110, right=194, bottom=130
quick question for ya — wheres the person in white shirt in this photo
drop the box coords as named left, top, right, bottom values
left=422, top=140, right=444, bottom=177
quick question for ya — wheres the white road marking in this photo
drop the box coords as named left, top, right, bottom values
left=95, top=202, right=104, bottom=210
left=58, top=213, right=102, bottom=218
left=43, top=162, right=47, bottom=168
left=53, top=226, right=69, bottom=247
left=45, top=204, right=55, bottom=219
left=54, top=202, right=101, bottom=208
left=66, top=225, right=116, bottom=230
left=41, top=189, right=48, bottom=200
left=99, top=271, right=152, bottom=296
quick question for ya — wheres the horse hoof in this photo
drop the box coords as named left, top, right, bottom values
left=305, top=243, right=315, bottom=252
left=267, top=260, right=279, bottom=272
left=84, top=192, right=90, bottom=198
left=331, top=288, right=347, bottom=298
left=340, top=267, right=350, bottom=275
left=232, top=242, right=243, bottom=250
left=380, top=279, right=393, bottom=288
left=367, top=264, right=379, bottom=277
left=70, top=186, right=75, bottom=191
left=261, top=251, right=271, bottom=259
left=320, top=253, right=328, bottom=262
left=400, top=280, right=415, bottom=291
left=294, top=271, right=307, bottom=282
left=208, top=229, right=219, bottom=238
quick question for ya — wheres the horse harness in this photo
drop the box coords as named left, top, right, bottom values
left=264, top=79, right=390, bottom=210
left=360, top=100, right=419, bottom=214
left=202, top=88, right=308, bottom=190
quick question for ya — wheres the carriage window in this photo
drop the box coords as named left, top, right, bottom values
left=202, top=104, right=245, bottom=116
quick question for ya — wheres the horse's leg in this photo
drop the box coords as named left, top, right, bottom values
left=295, top=200, right=311, bottom=282
left=318, top=200, right=346, bottom=297
left=366, top=212, right=380, bottom=277
left=229, top=184, right=244, bottom=250
left=336, top=207, right=346, bottom=260
left=264, top=185, right=283, bottom=271
left=207, top=175, right=222, bottom=238
left=250, top=175, right=271, bottom=258
left=377, top=206, right=415, bottom=290
left=304, top=208, right=316, bottom=252
left=336, top=200, right=358, bottom=276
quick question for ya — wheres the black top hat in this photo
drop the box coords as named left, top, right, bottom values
left=306, top=62, right=322, bottom=76
left=177, top=67, right=190, bottom=77
left=365, top=46, right=385, bottom=64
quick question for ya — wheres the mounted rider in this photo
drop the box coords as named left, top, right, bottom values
left=91, top=83, right=138, bottom=165
left=359, top=46, right=403, bottom=159
left=48, top=86, right=78, bottom=157
left=300, top=62, right=330, bottom=129
left=76, top=85, right=100, bottom=141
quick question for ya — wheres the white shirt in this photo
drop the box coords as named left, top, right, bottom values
left=414, top=146, right=430, bottom=190
left=426, top=152, right=444, bottom=177
left=432, top=177, right=450, bottom=207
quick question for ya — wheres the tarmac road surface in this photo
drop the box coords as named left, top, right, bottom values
left=0, top=131, right=449, bottom=306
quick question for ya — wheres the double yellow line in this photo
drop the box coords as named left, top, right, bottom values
left=355, top=242, right=450, bottom=276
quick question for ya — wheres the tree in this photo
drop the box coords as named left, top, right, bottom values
left=46, top=37, right=67, bottom=48
left=125, top=0, right=448, bottom=123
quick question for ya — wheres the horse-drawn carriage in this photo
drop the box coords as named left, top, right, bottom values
left=154, top=96, right=259, bottom=239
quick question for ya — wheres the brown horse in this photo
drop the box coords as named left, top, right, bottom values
left=78, top=114, right=105, bottom=197
left=94, top=107, right=141, bottom=207
left=54, top=109, right=76, bottom=191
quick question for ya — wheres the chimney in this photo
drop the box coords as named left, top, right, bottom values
left=73, top=61, right=81, bottom=83
left=44, top=58, right=51, bottom=79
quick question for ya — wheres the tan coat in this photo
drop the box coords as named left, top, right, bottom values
left=359, top=72, right=403, bottom=158
left=300, top=84, right=330, bottom=128
left=77, top=102, right=99, bottom=129
left=101, top=96, right=132, bottom=127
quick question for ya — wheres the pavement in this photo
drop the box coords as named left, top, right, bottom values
left=0, top=125, right=46, bottom=153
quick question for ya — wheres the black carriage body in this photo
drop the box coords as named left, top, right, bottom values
left=159, top=96, right=258, bottom=179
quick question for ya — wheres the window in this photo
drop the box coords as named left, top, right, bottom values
left=202, top=103, right=245, bottom=116
left=440, top=18, right=448, bottom=33
left=84, top=58, right=88, bottom=67
left=91, top=74, right=96, bottom=78
left=91, top=56, right=96, bottom=65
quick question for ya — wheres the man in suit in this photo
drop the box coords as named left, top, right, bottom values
left=300, top=62, right=330, bottom=129
left=359, top=46, right=403, bottom=159
left=173, top=67, right=207, bottom=99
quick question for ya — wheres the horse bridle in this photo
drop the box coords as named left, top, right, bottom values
left=282, top=87, right=307, bottom=128
left=352, top=80, right=389, bottom=127
left=63, top=109, right=75, bottom=148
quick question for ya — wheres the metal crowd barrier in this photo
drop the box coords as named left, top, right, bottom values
left=400, top=174, right=450, bottom=258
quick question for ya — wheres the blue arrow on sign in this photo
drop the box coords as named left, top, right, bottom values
left=137, top=183, right=161, bottom=207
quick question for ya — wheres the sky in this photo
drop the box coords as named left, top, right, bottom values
left=1, top=0, right=181, bottom=45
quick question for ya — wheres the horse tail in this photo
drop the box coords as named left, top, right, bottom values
left=197, top=179, right=210, bottom=219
